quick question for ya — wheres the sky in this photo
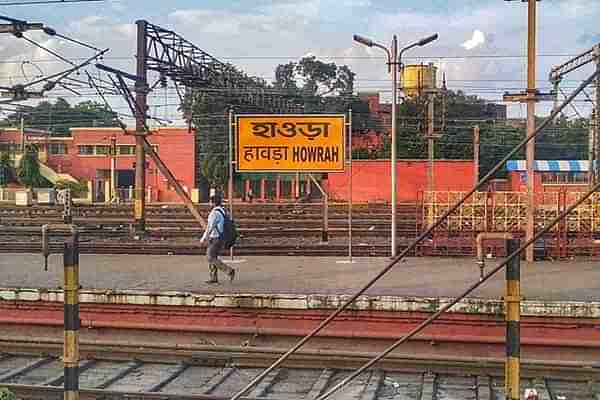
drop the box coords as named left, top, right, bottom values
left=1, top=0, right=599, bottom=123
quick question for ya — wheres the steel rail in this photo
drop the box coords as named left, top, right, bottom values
left=4, top=384, right=267, bottom=400
left=229, top=69, right=600, bottom=400
left=1, top=337, right=598, bottom=373
left=316, top=177, right=600, bottom=400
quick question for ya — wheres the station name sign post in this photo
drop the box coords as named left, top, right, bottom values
left=236, top=114, right=346, bottom=172
left=230, top=113, right=350, bottom=259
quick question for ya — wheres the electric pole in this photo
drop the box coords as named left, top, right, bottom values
left=134, top=20, right=148, bottom=235
left=503, top=0, right=540, bottom=262
left=474, top=125, right=480, bottom=186
left=596, top=59, right=600, bottom=183
left=110, top=135, right=117, bottom=203
left=525, top=0, right=537, bottom=263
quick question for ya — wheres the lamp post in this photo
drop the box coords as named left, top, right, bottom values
left=354, top=33, right=438, bottom=257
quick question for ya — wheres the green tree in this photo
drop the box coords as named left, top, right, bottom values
left=272, top=56, right=357, bottom=112
left=0, top=98, right=118, bottom=135
left=17, top=144, right=47, bottom=188
left=0, top=387, right=16, bottom=400
left=183, top=57, right=367, bottom=199
left=200, top=156, right=228, bottom=192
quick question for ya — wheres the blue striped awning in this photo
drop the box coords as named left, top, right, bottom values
left=506, top=160, right=596, bottom=172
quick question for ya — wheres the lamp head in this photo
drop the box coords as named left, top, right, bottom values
left=417, top=33, right=438, bottom=47
left=353, top=34, right=374, bottom=47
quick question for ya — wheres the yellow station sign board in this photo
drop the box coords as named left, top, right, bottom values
left=236, top=114, right=346, bottom=172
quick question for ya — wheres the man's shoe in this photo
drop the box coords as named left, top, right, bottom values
left=205, top=279, right=219, bottom=284
left=229, top=269, right=236, bottom=282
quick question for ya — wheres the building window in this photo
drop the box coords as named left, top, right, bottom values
left=0, top=144, right=18, bottom=160
left=78, top=145, right=94, bottom=155
left=96, top=169, right=110, bottom=179
left=95, top=145, right=109, bottom=155
left=572, top=172, right=587, bottom=184
left=115, top=145, right=157, bottom=155
left=541, top=171, right=589, bottom=185
left=118, top=145, right=135, bottom=155
left=48, top=143, right=68, bottom=155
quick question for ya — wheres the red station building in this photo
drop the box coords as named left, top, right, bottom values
left=0, top=126, right=196, bottom=203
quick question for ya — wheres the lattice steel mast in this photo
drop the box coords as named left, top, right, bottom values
left=114, top=20, right=301, bottom=232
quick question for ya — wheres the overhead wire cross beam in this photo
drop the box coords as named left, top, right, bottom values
left=0, top=15, right=109, bottom=105
left=0, top=0, right=104, bottom=5
left=90, top=63, right=207, bottom=229
left=140, top=20, right=299, bottom=113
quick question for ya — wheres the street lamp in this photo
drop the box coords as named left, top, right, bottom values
left=353, top=33, right=438, bottom=257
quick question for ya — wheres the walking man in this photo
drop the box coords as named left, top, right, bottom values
left=200, top=194, right=235, bottom=284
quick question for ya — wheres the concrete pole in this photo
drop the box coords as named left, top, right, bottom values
left=134, top=20, right=148, bottom=235
left=391, top=35, right=398, bottom=257
left=228, top=109, right=235, bottom=260
left=525, top=0, right=537, bottom=262
left=348, top=109, right=353, bottom=262
left=110, top=136, right=117, bottom=202
left=595, top=60, right=600, bottom=183
left=589, top=123, right=595, bottom=186
left=20, top=115, right=24, bottom=153
left=308, top=174, right=328, bottom=243
left=473, top=125, right=480, bottom=187
left=427, top=94, right=435, bottom=194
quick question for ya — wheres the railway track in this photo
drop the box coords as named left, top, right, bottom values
left=0, top=337, right=598, bottom=400
left=0, top=203, right=419, bottom=221
left=0, top=241, right=397, bottom=256
left=0, top=203, right=421, bottom=240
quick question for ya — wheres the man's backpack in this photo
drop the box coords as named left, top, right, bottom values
left=216, top=208, right=238, bottom=249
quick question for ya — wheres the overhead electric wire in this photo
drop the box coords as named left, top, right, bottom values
left=0, top=53, right=590, bottom=64
left=228, top=68, right=600, bottom=400
left=20, top=35, right=76, bottom=66
left=0, top=0, right=104, bottom=5
left=315, top=179, right=600, bottom=400
left=52, top=31, right=102, bottom=52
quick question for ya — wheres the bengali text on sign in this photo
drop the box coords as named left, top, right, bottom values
left=236, top=114, right=346, bottom=172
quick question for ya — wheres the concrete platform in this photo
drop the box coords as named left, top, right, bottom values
left=0, top=254, right=599, bottom=318
left=0, top=253, right=598, bottom=300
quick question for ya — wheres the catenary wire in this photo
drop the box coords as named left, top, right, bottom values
left=228, top=70, right=600, bottom=400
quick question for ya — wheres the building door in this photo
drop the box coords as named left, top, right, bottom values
left=94, top=179, right=105, bottom=202
left=117, top=170, right=134, bottom=188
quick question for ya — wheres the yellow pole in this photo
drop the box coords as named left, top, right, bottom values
left=505, top=239, right=521, bottom=400
left=63, top=232, right=80, bottom=400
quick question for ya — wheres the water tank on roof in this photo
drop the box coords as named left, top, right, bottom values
left=401, top=63, right=437, bottom=98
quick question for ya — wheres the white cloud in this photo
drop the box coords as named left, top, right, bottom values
left=169, top=9, right=306, bottom=36
left=69, top=15, right=106, bottom=32
left=258, top=0, right=321, bottom=19
left=462, top=30, right=485, bottom=51
left=110, top=0, right=125, bottom=12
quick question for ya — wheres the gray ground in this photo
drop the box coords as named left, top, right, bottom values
left=0, top=254, right=598, bottom=301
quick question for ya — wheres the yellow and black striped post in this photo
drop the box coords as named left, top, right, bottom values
left=505, top=238, right=521, bottom=400
left=63, top=231, right=80, bottom=400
